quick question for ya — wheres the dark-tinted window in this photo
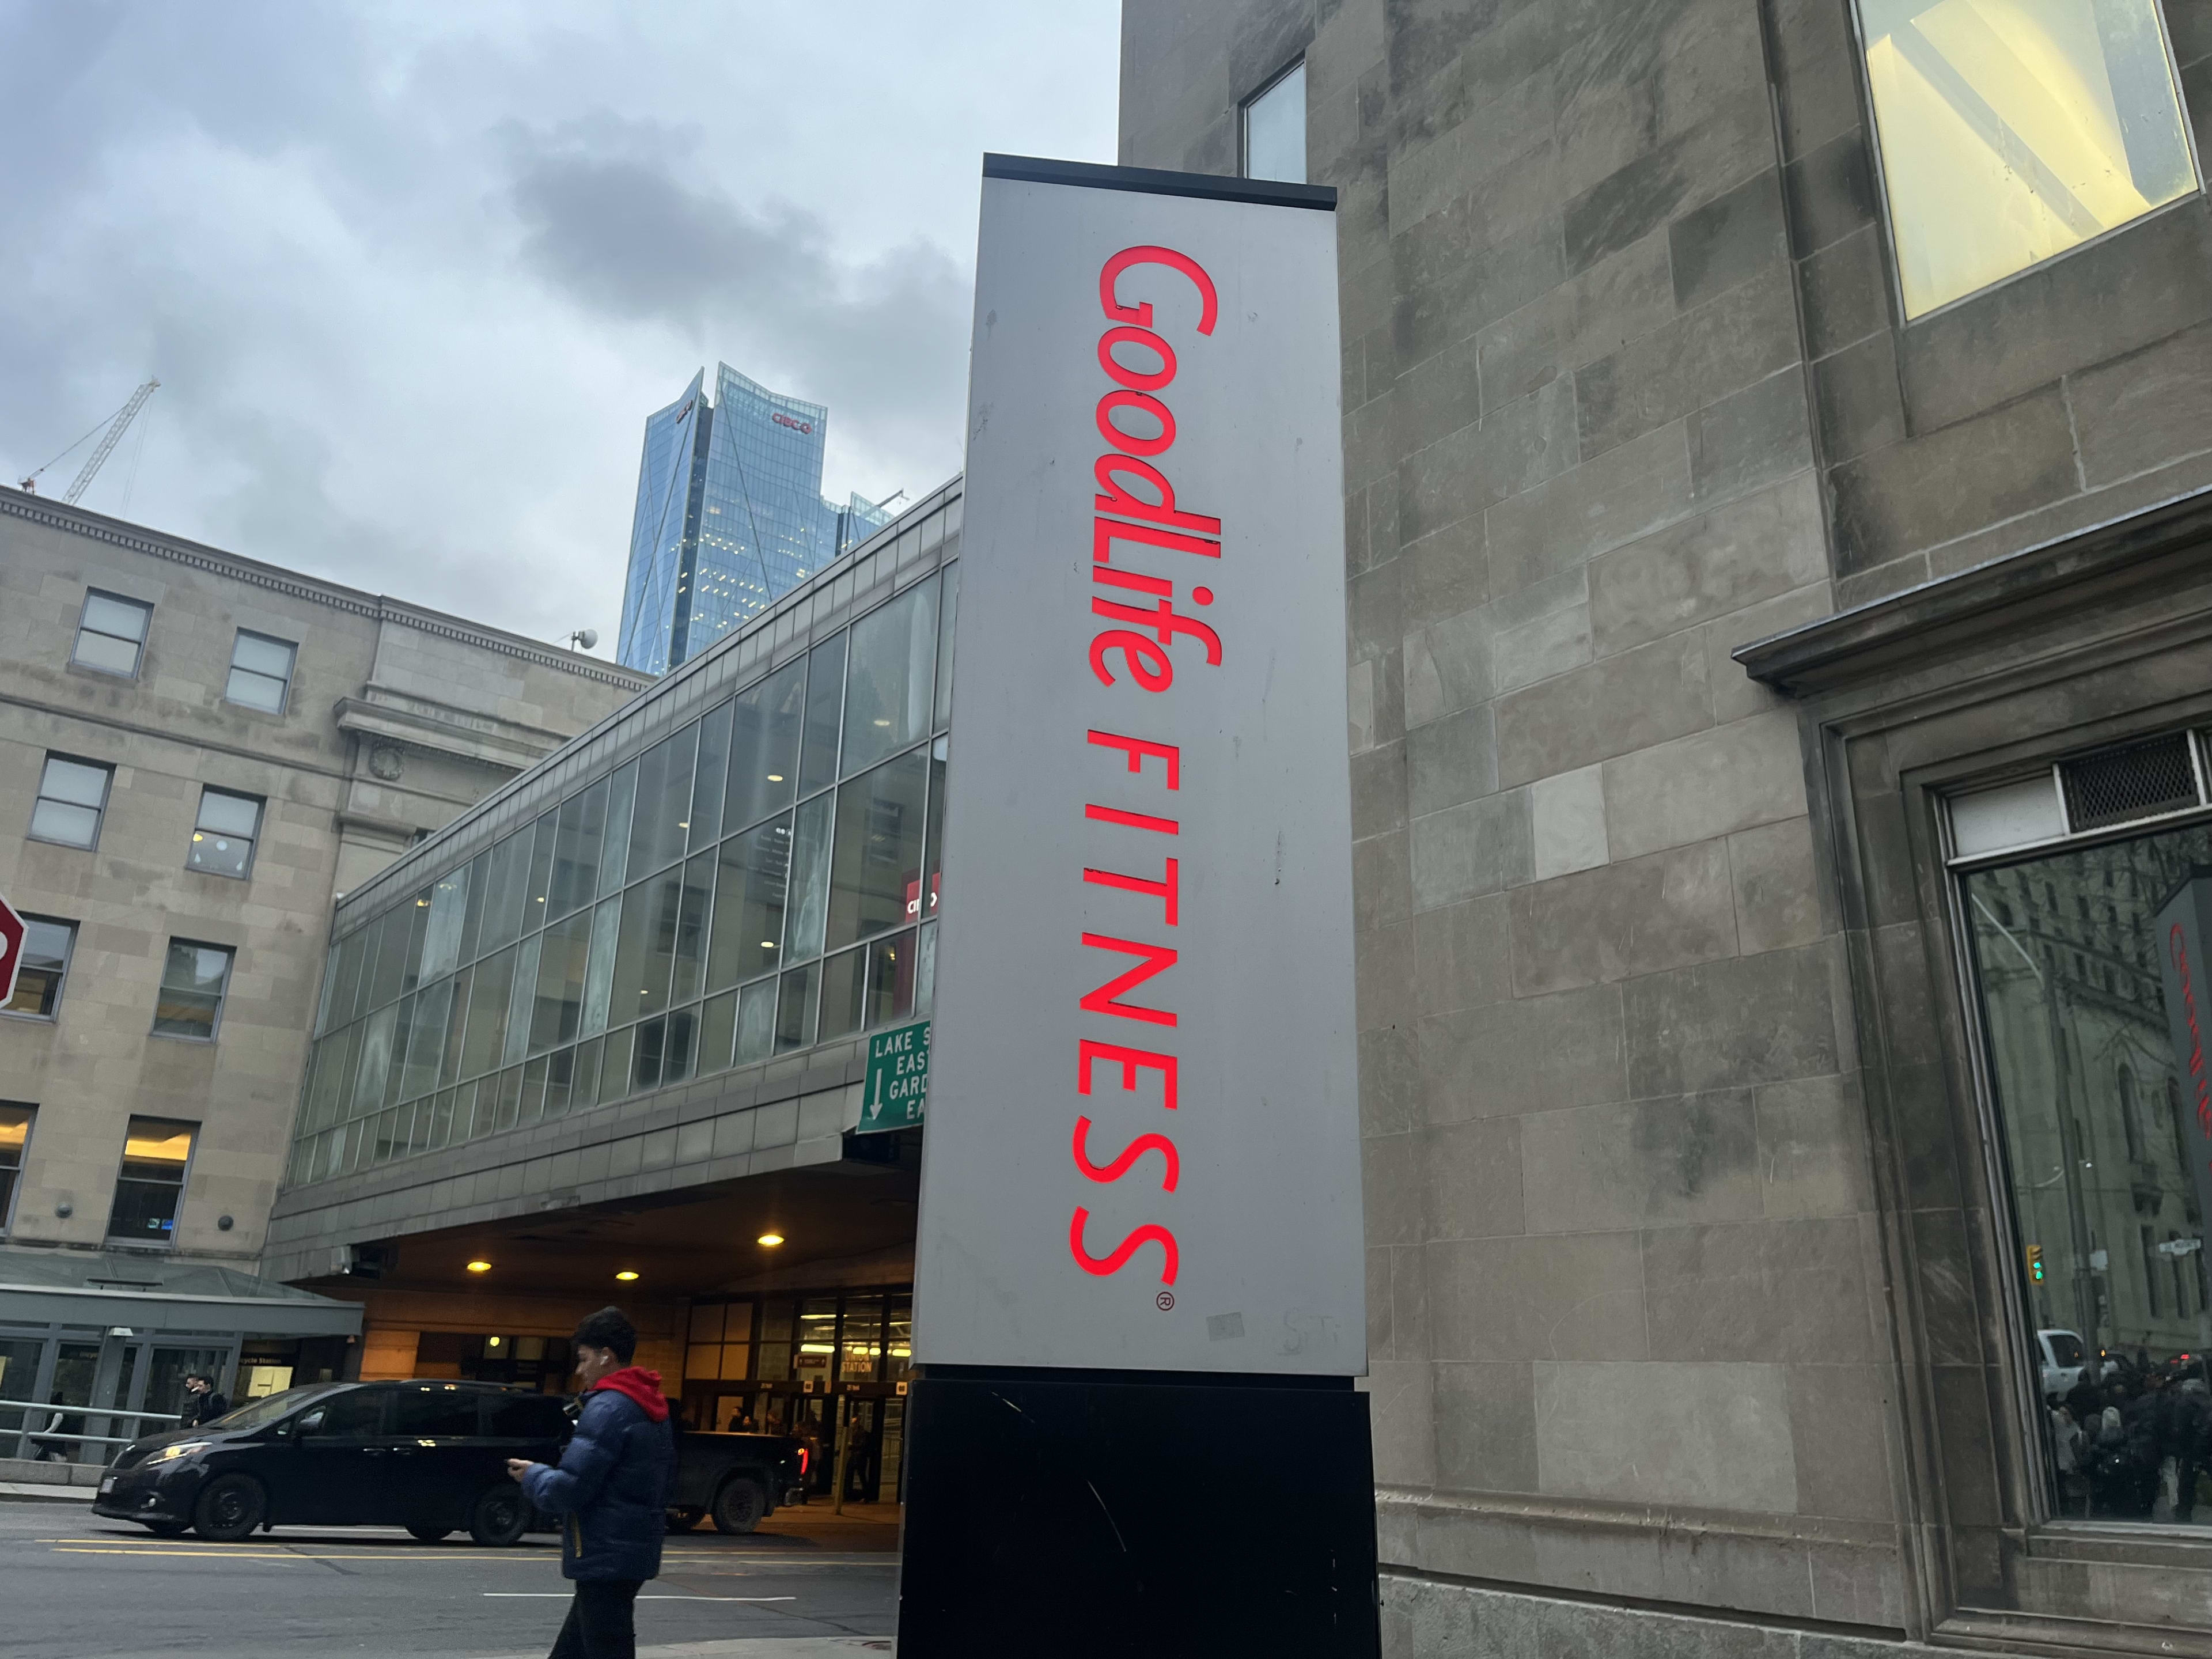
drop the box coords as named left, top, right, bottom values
left=395, top=1384, right=480, bottom=1438
left=0, top=1104, right=30, bottom=1231
left=484, top=1393, right=569, bottom=1438
left=302, top=1388, right=389, bottom=1438
left=4, top=918, right=75, bottom=1020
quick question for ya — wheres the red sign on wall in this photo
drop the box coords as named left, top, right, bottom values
left=0, top=890, right=24, bottom=1008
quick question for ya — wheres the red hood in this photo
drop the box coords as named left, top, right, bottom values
left=589, top=1366, right=669, bottom=1421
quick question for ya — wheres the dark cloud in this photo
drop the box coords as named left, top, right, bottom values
left=0, top=3, right=1116, bottom=647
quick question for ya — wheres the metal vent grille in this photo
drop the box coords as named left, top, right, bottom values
left=2059, top=733, right=2200, bottom=832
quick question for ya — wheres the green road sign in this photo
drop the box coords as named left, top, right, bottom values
left=861, top=1020, right=929, bottom=1133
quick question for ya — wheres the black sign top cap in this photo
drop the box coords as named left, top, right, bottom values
left=983, top=153, right=1336, bottom=213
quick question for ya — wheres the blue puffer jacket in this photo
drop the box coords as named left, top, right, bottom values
left=520, top=1370, right=676, bottom=1582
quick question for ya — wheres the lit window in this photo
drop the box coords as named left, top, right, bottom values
left=29, top=755, right=113, bottom=849
left=153, top=941, right=234, bottom=1041
left=225, top=630, right=297, bottom=713
left=1856, top=0, right=2198, bottom=317
left=188, top=787, right=263, bottom=878
left=0, top=1104, right=31, bottom=1231
left=107, top=1117, right=196, bottom=1243
left=72, top=590, right=152, bottom=677
left=2, top=918, right=75, bottom=1019
left=1243, top=61, right=1306, bottom=184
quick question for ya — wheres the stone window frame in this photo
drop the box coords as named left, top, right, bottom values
left=1837, top=0, right=2209, bottom=327
left=1740, top=491, right=2212, bottom=1645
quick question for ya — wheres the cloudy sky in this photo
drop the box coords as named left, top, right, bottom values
left=0, top=1, right=1120, bottom=650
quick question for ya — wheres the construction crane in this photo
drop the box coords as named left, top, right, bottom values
left=17, top=379, right=160, bottom=503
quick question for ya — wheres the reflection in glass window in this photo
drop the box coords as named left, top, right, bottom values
left=776, top=961, right=819, bottom=1053
left=736, top=977, right=777, bottom=1064
left=628, top=725, right=698, bottom=880
left=1243, top=61, right=1306, bottom=183
left=422, top=864, right=470, bottom=982
left=672, top=851, right=714, bottom=1006
left=690, top=699, right=732, bottom=849
left=73, top=590, right=151, bottom=676
left=525, top=812, right=558, bottom=923
left=581, top=900, right=619, bottom=1037
left=828, top=749, right=930, bottom=950
left=503, top=935, right=540, bottom=1065
left=550, top=778, right=609, bottom=919
left=1961, top=822, right=2212, bottom=1524
left=698, top=988, right=738, bottom=1076
left=532, top=910, right=593, bottom=1052
left=798, top=634, right=848, bottom=797
left=935, top=562, right=959, bottom=732
left=1857, top=0, right=2197, bottom=317
left=480, top=831, right=532, bottom=955
left=599, top=762, right=638, bottom=897
left=225, top=631, right=297, bottom=713
left=819, top=928, right=918, bottom=1041
left=187, top=788, right=263, bottom=879
left=726, top=660, right=804, bottom=832
left=107, top=1117, right=195, bottom=1242
left=460, top=946, right=515, bottom=1077
left=786, top=794, right=833, bottom=961
left=842, top=579, right=939, bottom=777
left=707, top=815, right=791, bottom=991
left=30, top=755, right=112, bottom=849
left=396, top=978, right=452, bottom=1101
left=153, top=941, right=234, bottom=1040
left=612, top=869, right=683, bottom=1022
left=3, top=918, right=75, bottom=1019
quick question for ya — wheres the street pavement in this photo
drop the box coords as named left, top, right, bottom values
left=0, top=1496, right=900, bottom=1657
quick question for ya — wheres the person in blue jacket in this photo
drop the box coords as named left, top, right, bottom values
left=506, top=1306, right=676, bottom=1659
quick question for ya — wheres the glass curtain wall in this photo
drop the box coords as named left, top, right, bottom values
left=289, top=505, right=958, bottom=1187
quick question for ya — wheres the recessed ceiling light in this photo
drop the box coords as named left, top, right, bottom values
left=757, top=1232, right=785, bottom=1247
left=615, top=1270, right=640, bottom=1282
left=466, top=1260, right=492, bottom=1274
left=766, top=774, right=784, bottom=782
left=762, top=941, right=777, bottom=949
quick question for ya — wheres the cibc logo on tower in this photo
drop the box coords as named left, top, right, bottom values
left=770, top=411, right=814, bottom=434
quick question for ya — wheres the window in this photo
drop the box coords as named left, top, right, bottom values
left=394, top=1384, right=479, bottom=1438
left=107, top=1117, right=195, bottom=1244
left=153, top=941, right=234, bottom=1040
left=187, top=788, right=263, bottom=878
left=0, top=1105, right=31, bottom=1230
left=29, top=755, right=112, bottom=849
left=1243, top=60, right=1306, bottom=184
left=3, top=918, right=75, bottom=1019
left=1959, top=821, right=2212, bottom=1525
left=225, top=631, right=297, bottom=713
left=1855, top=0, right=2198, bottom=317
left=71, top=590, right=151, bottom=676
left=301, top=1388, right=388, bottom=1440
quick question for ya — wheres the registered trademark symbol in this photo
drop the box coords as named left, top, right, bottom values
left=1156, top=1290, right=1175, bottom=1311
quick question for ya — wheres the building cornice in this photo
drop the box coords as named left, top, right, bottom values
left=1, top=486, right=654, bottom=692
left=1734, top=485, right=2212, bottom=696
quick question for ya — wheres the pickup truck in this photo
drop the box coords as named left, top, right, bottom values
left=664, top=1429, right=806, bottom=1535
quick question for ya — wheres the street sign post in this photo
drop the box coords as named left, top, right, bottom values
left=859, top=1020, right=928, bottom=1133
left=0, top=890, right=25, bottom=1009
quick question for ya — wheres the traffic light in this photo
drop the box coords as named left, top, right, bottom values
left=2027, top=1244, right=2046, bottom=1283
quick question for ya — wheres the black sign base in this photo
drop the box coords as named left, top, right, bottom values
left=897, top=1365, right=1380, bottom=1658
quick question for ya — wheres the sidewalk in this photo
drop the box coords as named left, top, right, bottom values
left=0, top=1480, right=92, bottom=1503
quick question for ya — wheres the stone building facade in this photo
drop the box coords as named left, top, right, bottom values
left=1121, top=2, right=2212, bottom=1654
left=0, top=485, right=646, bottom=1419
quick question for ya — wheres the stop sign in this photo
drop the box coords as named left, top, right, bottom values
left=0, top=890, right=22, bottom=1008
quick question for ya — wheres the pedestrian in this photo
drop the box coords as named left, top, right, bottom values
left=177, top=1372, right=230, bottom=1428
left=506, top=1308, right=676, bottom=1659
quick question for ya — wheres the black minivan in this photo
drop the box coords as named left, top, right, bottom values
left=93, top=1380, right=569, bottom=1543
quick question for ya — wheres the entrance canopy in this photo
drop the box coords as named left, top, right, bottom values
left=0, top=1246, right=363, bottom=1338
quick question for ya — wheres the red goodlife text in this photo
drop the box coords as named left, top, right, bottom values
left=1067, top=244, right=1222, bottom=1290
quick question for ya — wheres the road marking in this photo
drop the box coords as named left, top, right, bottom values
left=51, top=1548, right=548, bottom=1561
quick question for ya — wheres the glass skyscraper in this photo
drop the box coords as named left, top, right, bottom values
left=618, top=365, right=893, bottom=673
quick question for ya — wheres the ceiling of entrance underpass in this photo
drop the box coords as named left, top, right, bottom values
left=309, top=1150, right=920, bottom=1301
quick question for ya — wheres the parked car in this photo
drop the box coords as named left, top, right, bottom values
left=2040, top=1328, right=2090, bottom=1399
left=92, top=1380, right=569, bottom=1544
left=665, top=1428, right=806, bottom=1535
